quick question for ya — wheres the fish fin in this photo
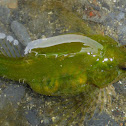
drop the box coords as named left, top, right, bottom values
left=44, top=85, right=101, bottom=126
left=99, top=84, right=126, bottom=122
left=44, top=83, right=125, bottom=125
left=0, top=36, right=25, bottom=58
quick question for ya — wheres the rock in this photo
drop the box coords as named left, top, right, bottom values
left=0, top=6, right=12, bottom=25
left=117, top=25, right=126, bottom=45
left=85, top=112, right=119, bottom=126
left=0, top=84, right=25, bottom=109
left=0, top=26, right=5, bottom=33
left=11, top=21, right=31, bottom=46
left=115, top=12, right=125, bottom=21
left=101, top=2, right=110, bottom=10
left=25, top=109, right=40, bottom=126
left=113, top=79, right=126, bottom=96
left=0, top=0, right=18, bottom=9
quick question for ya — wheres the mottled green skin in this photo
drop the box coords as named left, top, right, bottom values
left=0, top=35, right=125, bottom=96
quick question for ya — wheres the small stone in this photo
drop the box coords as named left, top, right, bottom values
left=0, top=33, right=6, bottom=39
left=13, top=39, right=19, bottom=45
left=11, top=21, right=31, bottom=46
left=7, top=35, right=14, bottom=42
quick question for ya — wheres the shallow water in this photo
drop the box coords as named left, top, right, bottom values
left=0, top=0, right=126, bottom=125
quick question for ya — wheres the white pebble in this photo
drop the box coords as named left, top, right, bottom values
left=93, top=55, right=96, bottom=57
left=13, top=40, right=19, bottom=45
left=104, top=58, right=108, bottom=61
left=109, top=58, right=113, bottom=61
left=7, top=35, right=14, bottom=42
left=102, top=58, right=108, bottom=62
left=0, top=33, right=6, bottom=39
left=87, top=52, right=90, bottom=55
left=96, top=58, right=99, bottom=61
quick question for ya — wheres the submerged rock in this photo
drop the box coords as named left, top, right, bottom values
left=0, top=6, right=12, bottom=25
left=11, top=21, right=31, bottom=46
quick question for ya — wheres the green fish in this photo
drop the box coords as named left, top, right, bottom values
left=0, top=33, right=125, bottom=125
left=0, top=34, right=125, bottom=96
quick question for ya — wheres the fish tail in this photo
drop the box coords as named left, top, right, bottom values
left=0, top=33, right=25, bottom=58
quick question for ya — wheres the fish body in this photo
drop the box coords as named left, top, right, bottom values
left=0, top=34, right=125, bottom=96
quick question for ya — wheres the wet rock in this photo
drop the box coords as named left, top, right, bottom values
left=101, top=2, right=110, bottom=10
left=117, top=25, right=126, bottom=45
left=0, top=0, right=18, bottom=9
left=25, top=109, right=40, bottom=126
left=0, top=84, right=25, bottom=109
left=115, top=12, right=125, bottom=21
left=118, top=25, right=126, bottom=34
left=41, top=116, right=52, bottom=126
left=113, top=79, right=126, bottom=96
left=103, top=9, right=126, bottom=45
left=116, top=0, right=126, bottom=8
left=0, top=26, right=5, bottom=33
left=28, top=11, right=60, bottom=38
left=107, top=12, right=116, bottom=20
left=85, top=112, right=119, bottom=126
left=11, top=21, right=31, bottom=46
left=112, top=108, right=125, bottom=118
left=0, top=6, right=12, bottom=25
